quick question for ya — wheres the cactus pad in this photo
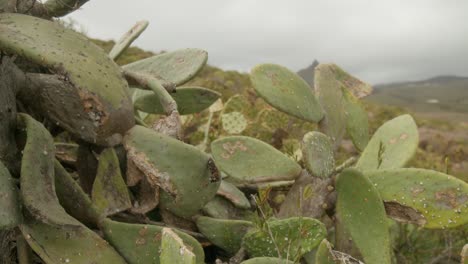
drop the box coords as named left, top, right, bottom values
left=250, top=64, right=324, bottom=122
left=196, top=216, right=254, bottom=254
left=336, top=169, right=391, bottom=264
left=124, top=125, right=220, bottom=218
left=242, top=217, right=327, bottom=259
left=341, top=87, right=369, bottom=151
left=123, top=48, right=208, bottom=87
left=0, top=13, right=134, bottom=146
left=222, top=111, right=248, bottom=134
left=314, top=64, right=347, bottom=148
left=20, top=214, right=126, bottom=264
left=0, top=161, right=22, bottom=229
left=211, top=136, right=302, bottom=184
left=109, top=20, right=149, bottom=60
left=54, top=160, right=100, bottom=227
left=101, top=219, right=204, bottom=264
left=302, top=132, right=335, bottom=178
left=366, top=168, right=468, bottom=229
left=18, top=113, right=78, bottom=227
left=134, top=86, right=221, bottom=115
left=356, top=114, right=418, bottom=170
left=92, top=148, right=131, bottom=217
left=160, top=228, right=196, bottom=264
left=217, top=180, right=251, bottom=209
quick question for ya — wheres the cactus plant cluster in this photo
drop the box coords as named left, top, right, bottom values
left=0, top=3, right=467, bottom=264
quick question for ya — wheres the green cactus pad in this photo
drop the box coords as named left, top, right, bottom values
left=0, top=13, right=134, bottom=146
left=123, top=48, right=208, bottom=87
left=250, top=64, right=324, bottom=122
left=196, top=216, right=254, bottom=254
left=336, top=169, right=391, bottom=264
left=341, top=87, right=369, bottom=151
left=101, top=219, right=204, bottom=264
left=92, top=148, right=131, bottom=217
left=109, top=20, right=149, bottom=60
left=20, top=215, right=127, bottom=264
left=211, top=136, right=302, bottom=184
left=202, top=196, right=255, bottom=220
left=366, top=168, right=468, bottom=229
left=217, top=180, right=251, bottom=209
left=160, top=228, right=196, bottom=264
left=134, top=86, right=221, bottom=115
left=315, top=239, right=337, bottom=264
left=241, top=258, right=294, bottom=264
left=124, top=125, right=220, bottom=218
left=242, top=217, right=327, bottom=259
left=314, top=64, right=347, bottom=148
left=54, top=160, right=101, bottom=227
left=18, top=113, right=78, bottom=227
left=0, top=161, right=22, bottom=229
left=356, top=114, right=418, bottom=170
left=302, top=132, right=335, bottom=178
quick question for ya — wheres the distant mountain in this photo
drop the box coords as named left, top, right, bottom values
left=297, top=60, right=319, bottom=87
left=367, top=75, right=468, bottom=114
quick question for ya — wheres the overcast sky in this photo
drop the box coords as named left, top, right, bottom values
left=67, top=0, right=468, bottom=84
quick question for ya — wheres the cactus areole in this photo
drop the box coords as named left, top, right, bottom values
left=0, top=13, right=134, bottom=146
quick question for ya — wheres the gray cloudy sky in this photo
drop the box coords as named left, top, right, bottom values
left=67, top=0, right=468, bottom=84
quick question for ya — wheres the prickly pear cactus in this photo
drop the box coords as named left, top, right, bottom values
left=335, top=169, right=391, bottom=264
left=0, top=13, right=135, bottom=146
left=301, top=131, right=335, bottom=178
left=160, top=228, right=196, bottom=264
left=101, top=219, right=205, bottom=264
left=196, top=216, right=254, bottom=254
left=124, top=125, right=220, bottom=218
left=18, top=113, right=78, bottom=227
left=123, top=48, right=208, bottom=88
left=356, top=114, right=418, bottom=170
left=211, top=136, right=302, bottom=184
left=134, top=86, right=220, bottom=115
left=250, top=63, right=324, bottom=122
left=366, top=168, right=468, bottom=228
left=242, top=217, right=327, bottom=259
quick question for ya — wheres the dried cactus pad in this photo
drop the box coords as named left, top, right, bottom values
left=123, top=48, right=208, bottom=87
left=242, top=217, right=327, bottom=259
left=124, top=125, right=220, bottom=218
left=101, top=219, right=204, bottom=264
left=211, top=136, right=302, bottom=184
left=0, top=13, right=134, bottom=146
left=366, top=168, right=468, bottom=229
left=250, top=64, right=324, bottom=122
left=0, top=161, right=22, bottom=229
left=302, top=131, right=335, bottom=178
left=336, top=169, right=391, bottom=264
left=356, top=114, right=418, bottom=170
left=134, top=86, right=221, bottom=115
left=196, top=216, right=254, bottom=254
